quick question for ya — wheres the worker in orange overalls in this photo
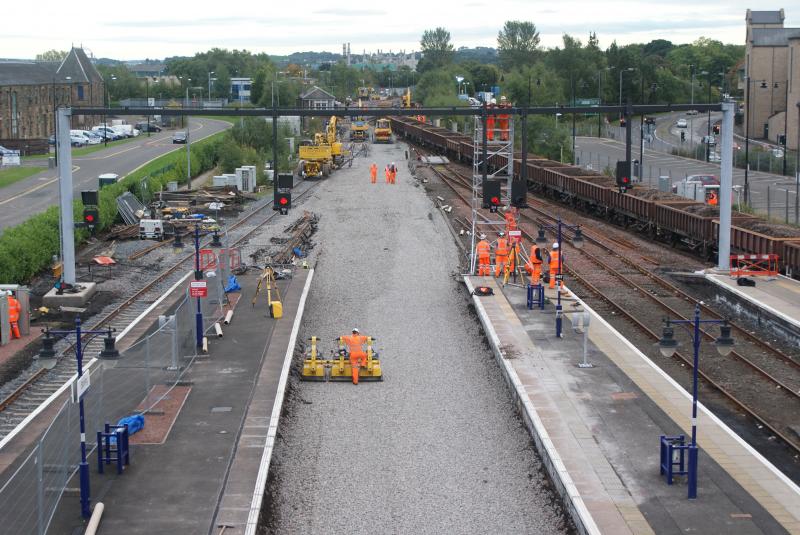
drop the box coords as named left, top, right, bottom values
left=476, top=234, right=491, bottom=276
left=385, top=165, right=391, bottom=184
left=508, top=237, right=521, bottom=274
left=389, top=162, right=397, bottom=184
left=486, top=99, right=496, bottom=141
left=549, top=242, right=561, bottom=289
left=498, top=96, right=510, bottom=141
left=7, top=293, right=21, bottom=339
left=495, top=231, right=509, bottom=277
left=343, top=328, right=369, bottom=385
left=370, top=162, right=377, bottom=184
left=708, top=190, right=718, bottom=206
left=504, top=208, right=517, bottom=234
left=525, top=244, right=543, bottom=284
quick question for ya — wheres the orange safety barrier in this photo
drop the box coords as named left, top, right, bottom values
left=730, top=254, right=779, bottom=278
left=199, top=249, right=217, bottom=270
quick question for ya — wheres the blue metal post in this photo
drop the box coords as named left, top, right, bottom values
left=74, top=318, right=91, bottom=518
left=688, top=304, right=701, bottom=499
left=194, top=223, right=203, bottom=347
left=556, top=219, right=563, bottom=338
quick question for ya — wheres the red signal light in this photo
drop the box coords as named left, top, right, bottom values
left=491, top=196, right=500, bottom=205
left=279, top=196, right=288, bottom=205
left=85, top=214, right=95, bottom=223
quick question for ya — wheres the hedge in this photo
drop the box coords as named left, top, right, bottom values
left=0, top=133, right=226, bottom=284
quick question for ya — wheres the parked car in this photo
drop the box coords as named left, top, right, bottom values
left=676, top=118, right=688, bottom=128
left=0, top=145, right=16, bottom=155
left=71, top=130, right=100, bottom=145
left=48, top=135, right=56, bottom=145
left=172, top=132, right=187, bottom=144
left=686, top=109, right=699, bottom=115
left=709, top=152, right=722, bottom=162
left=136, top=122, right=162, bottom=133
left=69, top=134, right=87, bottom=147
left=672, top=174, right=719, bottom=193
left=92, top=126, right=122, bottom=141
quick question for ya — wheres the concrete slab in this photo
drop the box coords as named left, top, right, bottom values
left=467, top=276, right=800, bottom=535
left=42, top=282, right=97, bottom=308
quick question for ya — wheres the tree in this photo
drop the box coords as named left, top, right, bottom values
left=36, top=49, right=68, bottom=62
left=497, top=21, right=540, bottom=70
left=214, top=65, right=231, bottom=99
left=251, top=69, right=267, bottom=105
left=419, top=27, right=454, bottom=72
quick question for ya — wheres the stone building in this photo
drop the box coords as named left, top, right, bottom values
left=0, top=47, right=104, bottom=151
left=744, top=9, right=800, bottom=150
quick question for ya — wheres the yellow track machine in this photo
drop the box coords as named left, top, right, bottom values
left=300, top=336, right=383, bottom=382
left=373, top=118, right=392, bottom=144
left=350, top=116, right=369, bottom=142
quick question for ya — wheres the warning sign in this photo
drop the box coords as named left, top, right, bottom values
left=189, top=280, right=208, bottom=298
left=509, top=230, right=522, bottom=243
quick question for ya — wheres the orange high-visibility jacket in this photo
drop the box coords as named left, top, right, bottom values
left=496, top=237, right=509, bottom=257
left=476, top=240, right=490, bottom=259
left=7, top=296, right=20, bottom=322
left=528, top=245, right=542, bottom=264
left=343, top=334, right=368, bottom=357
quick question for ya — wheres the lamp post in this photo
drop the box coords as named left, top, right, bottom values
left=145, top=77, right=151, bottom=137
left=658, top=305, right=735, bottom=499
left=38, top=320, right=119, bottom=519
left=103, top=75, right=116, bottom=147
left=701, top=71, right=710, bottom=161
left=208, top=71, right=215, bottom=100
left=194, top=222, right=204, bottom=348
left=598, top=66, right=614, bottom=137
left=618, top=67, right=636, bottom=117
left=535, top=220, right=584, bottom=338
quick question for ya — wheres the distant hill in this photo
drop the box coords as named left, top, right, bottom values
left=455, top=47, right=498, bottom=64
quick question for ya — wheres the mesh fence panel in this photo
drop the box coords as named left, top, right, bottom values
left=0, top=290, right=198, bottom=534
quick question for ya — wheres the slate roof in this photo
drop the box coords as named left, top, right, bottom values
left=751, top=27, right=800, bottom=46
left=299, top=86, right=335, bottom=101
left=0, top=48, right=101, bottom=86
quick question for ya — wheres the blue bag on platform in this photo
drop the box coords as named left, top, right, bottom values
left=225, top=275, right=241, bottom=293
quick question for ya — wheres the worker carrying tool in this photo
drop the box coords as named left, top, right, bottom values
left=476, top=234, right=491, bottom=276
left=6, top=292, right=21, bottom=339
left=495, top=231, right=509, bottom=277
left=525, top=244, right=543, bottom=284
left=370, top=162, right=378, bottom=184
left=549, top=242, right=561, bottom=289
left=343, top=328, right=369, bottom=385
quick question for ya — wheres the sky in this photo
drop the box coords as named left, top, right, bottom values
left=2, top=1, right=794, bottom=61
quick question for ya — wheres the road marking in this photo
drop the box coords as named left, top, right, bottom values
left=0, top=166, right=80, bottom=206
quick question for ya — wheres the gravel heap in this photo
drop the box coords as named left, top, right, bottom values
left=263, top=143, right=571, bottom=535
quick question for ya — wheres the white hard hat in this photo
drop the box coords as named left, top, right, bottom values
left=552, top=242, right=559, bottom=249
left=352, top=328, right=360, bottom=333
left=479, top=234, right=486, bottom=240
left=500, top=95, right=507, bottom=102
left=490, top=98, right=497, bottom=105
left=498, top=231, right=505, bottom=237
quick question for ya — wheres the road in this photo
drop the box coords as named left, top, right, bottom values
left=576, top=136, right=800, bottom=218
left=0, top=118, right=231, bottom=232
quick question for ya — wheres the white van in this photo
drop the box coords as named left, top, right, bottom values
left=139, top=219, right=165, bottom=240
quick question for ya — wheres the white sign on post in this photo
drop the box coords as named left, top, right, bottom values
left=71, top=373, right=91, bottom=403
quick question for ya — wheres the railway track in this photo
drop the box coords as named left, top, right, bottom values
left=0, top=178, right=321, bottom=439
left=425, top=156, right=800, bottom=456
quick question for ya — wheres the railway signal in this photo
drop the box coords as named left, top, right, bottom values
left=615, top=160, right=631, bottom=192
left=274, top=192, right=291, bottom=214
left=82, top=207, right=99, bottom=235
left=482, top=180, right=502, bottom=213
left=511, top=178, right=527, bottom=208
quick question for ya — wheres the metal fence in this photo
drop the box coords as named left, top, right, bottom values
left=0, top=273, right=228, bottom=534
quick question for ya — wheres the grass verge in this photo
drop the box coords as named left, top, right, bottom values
left=0, top=167, right=44, bottom=189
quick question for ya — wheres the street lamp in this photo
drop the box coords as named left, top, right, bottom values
left=37, top=321, right=119, bottom=519
left=208, top=71, right=215, bottom=100
left=598, top=66, right=614, bottom=137
left=536, top=220, right=584, bottom=338
left=658, top=305, right=735, bottom=499
left=618, top=67, right=636, bottom=115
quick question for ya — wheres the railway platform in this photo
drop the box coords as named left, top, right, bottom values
left=47, top=267, right=312, bottom=534
left=466, top=276, right=800, bottom=535
left=705, top=271, right=800, bottom=345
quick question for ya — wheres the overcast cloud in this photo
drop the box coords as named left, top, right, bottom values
left=2, top=0, right=794, bottom=60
